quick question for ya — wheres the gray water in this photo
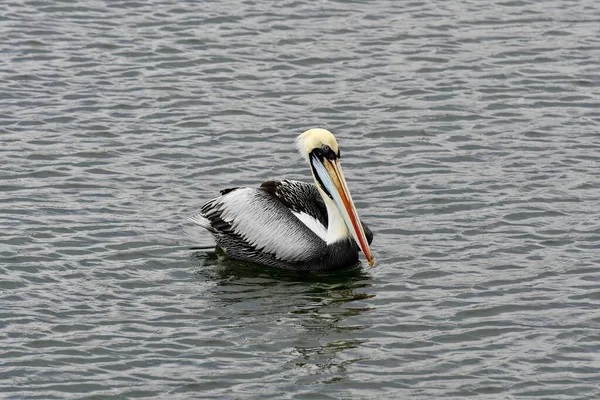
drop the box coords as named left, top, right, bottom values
left=2, top=0, right=600, bottom=398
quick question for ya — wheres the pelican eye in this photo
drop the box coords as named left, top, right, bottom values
left=320, top=144, right=337, bottom=160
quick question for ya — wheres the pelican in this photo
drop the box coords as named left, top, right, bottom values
left=189, top=128, right=374, bottom=272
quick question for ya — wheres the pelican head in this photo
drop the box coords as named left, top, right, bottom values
left=296, top=129, right=374, bottom=267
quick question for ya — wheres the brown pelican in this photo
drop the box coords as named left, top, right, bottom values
left=189, top=128, right=374, bottom=272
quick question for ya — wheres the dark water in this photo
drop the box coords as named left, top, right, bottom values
left=2, top=0, right=600, bottom=398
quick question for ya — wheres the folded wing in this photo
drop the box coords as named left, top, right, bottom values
left=191, top=184, right=327, bottom=263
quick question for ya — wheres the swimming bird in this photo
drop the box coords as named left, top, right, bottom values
left=189, top=128, right=374, bottom=272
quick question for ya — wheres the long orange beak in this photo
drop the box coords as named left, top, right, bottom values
left=313, top=156, right=374, bottom=266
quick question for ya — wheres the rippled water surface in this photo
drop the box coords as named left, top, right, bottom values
left=2, top=0, right=600, bottom=398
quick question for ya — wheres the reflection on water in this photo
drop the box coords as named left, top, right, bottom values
left=191, top=250, right=375, bottom=385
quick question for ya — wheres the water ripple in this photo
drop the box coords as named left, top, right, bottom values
left=1, top=0, right=600, bottom=398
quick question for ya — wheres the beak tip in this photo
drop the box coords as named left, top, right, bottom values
left=368, top=258, right=375, bottom=267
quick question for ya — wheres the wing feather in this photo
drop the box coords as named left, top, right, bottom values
left=195, top=187, right=326, bottom=262
left=260, top=180, right=328, bottom=235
